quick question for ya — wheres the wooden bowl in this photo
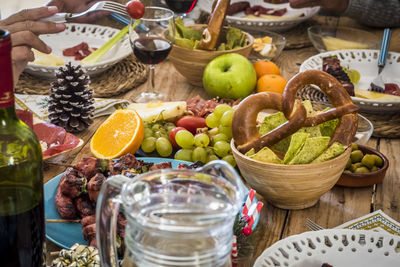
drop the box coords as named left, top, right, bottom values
left=336, top=144, right=389, bottom=187
left=167, top=24, right=254, bottom=87
left=231, top=140, right=351, bottom=210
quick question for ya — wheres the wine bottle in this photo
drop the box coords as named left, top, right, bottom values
left=0, top=30, right=45, bottom=266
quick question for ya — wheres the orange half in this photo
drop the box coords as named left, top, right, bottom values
left=90, top=109, right=144, bottom=159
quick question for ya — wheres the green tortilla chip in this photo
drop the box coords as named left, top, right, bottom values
left=312, top=142, right=345, bottom=163
left=319, top=118, right=339, bottom=137
left=283, top=132, right=309, bottom=164
left=259, top=112, right=291, bottom=153
left=249, top=147, right=283, bottom=164
left=302, top=100, right=315, bottom=116
left=297, top=125, right=321, bottom=138
left=245, top=148, right=256, bottom=157
left=259, top=112, right=287, bottom=135
left=175, top=37, right=195, bottom=49
left=288, top=136, right=330, bottom=165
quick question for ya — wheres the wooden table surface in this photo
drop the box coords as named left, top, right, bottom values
left=41, top=24, right=400, bottom=267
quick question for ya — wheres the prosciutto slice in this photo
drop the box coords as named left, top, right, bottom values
left=16, top=109, right=80, bottom=158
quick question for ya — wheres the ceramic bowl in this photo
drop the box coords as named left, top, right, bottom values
left=337, top=144, right=389, bottom=187
left=167, top=24, right=254, bottom=87
left=307, top=25, right=379, bottom=52
left=231, top=139, right=351, bottom=210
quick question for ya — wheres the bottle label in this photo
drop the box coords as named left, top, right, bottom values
left=0, top=89, right=14, bottom=108
left=0, top=32, right=14, bottom=109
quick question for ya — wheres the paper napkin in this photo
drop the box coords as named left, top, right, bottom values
left=15, top=94, right=130, bottom=121
left=336, top=209, right=400, bottom=236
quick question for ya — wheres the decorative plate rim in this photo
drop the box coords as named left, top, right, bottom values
left=299, top=49, right=400, bottom=107
left=26, top=23, right=132, bottom=76
left=254, top=229, right=400, bottom=267
left=198, top=0, right=319, bottom=23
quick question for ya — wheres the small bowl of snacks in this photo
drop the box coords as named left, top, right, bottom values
left=307, top=25, right=379, bottom=52
left=337, top=143, right=389, bottom=187
left=166, top=19, right=254, bottom=87
left=248, top=30, right=286, bottom=61
left=230, top=70, right=359, bottom=209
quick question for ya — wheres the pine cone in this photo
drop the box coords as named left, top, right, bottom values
left=48, top=62, right=94, bottom=132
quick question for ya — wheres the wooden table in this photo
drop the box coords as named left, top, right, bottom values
left=43, top=28, right=400, bottom=267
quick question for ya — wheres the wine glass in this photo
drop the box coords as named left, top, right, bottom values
left=129, top=6, right=175, bottom=103
left=164, top=0, right=197, bottom=17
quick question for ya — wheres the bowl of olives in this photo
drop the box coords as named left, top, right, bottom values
left=337, top=143, right=389, bottom=187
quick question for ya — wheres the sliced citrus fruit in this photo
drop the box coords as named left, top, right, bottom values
left=90, top=109, right=144, bottom=159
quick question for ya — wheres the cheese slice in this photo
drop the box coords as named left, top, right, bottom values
left=127, top=101, right=186, bottom=122
left=32, top=49, right=64, bottom=66
left=355, top=89, right=400, bottom=101
left=322, top=36, right=369, bottom=51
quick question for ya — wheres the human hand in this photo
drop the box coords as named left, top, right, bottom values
left=289, top=0, right=349, bottom=13
left=46, top=0, right=112, bottom=22
left=0, top=6, right=66, bottom=84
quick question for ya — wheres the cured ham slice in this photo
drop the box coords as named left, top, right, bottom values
left=33, top=122, right=66, bottom=147
left=16, top=109, right=81, bottom=158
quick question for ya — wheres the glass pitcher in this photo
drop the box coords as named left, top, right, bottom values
left=96, top=160, right=246, bottom=267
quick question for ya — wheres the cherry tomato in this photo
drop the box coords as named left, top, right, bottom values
left=169, top=127, right=185, bottom=149
left=125, top=0, right=145, bottom=19
left=176, top=116, right=207, bottom=134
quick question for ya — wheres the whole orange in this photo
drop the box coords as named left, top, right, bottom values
left=257, top=74, right=287, bottom=94
left=253, top=60, right=281, bottom=79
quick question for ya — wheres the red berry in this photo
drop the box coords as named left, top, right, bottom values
left=243, top=226, right=252, bottom=236
left=125, top=0, right=145, bottom=19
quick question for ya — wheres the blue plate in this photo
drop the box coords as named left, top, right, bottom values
left=44, top=157, right=259, bottom=249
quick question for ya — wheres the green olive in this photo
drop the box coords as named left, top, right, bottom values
left=350, top=162, right=364, bottom=172
left=351, top=150, right=364, bottom=163
left=351, top=143, right=359, bottom=151
left=355, top=166, right=370, bottom=174
left=361, top=154, right=376, bottom=169
left=370, top=166, right=379, bottom=172
left=343, top=170, right=352, bottom=173
left=371, top=154, right=383, bottom=167
left=345, top=158, right=352, bottom=169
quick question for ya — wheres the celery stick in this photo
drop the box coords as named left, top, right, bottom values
left=81, top=20, right=141, bottom=64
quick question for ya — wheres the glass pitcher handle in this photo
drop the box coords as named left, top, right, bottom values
left=200, top=160, right=247, bottom=198
left=96, top=175, right=130, bottom=267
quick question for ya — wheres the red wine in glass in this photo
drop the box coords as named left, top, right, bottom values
left=133, top=37, right=172, bottom=65
left=165, top=0, right=197, bottom=14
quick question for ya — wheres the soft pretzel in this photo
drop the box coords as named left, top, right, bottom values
left=232, top=92, right=307, bottom=154
left=232, top=70, right=359, bottom=154
left=199, top=0, right=230, bottom=50
left=282, top=70, right=358, bottom=146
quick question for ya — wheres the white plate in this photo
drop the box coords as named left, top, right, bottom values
left=25, top=23, right=132, bottom=79
left=300, top=49, right=400, bottom=113
left=197, top=0, right=319, bottom=32
left=254, top=229, right=400, bottom=267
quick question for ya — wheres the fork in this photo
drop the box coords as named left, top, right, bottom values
left=369, top=28, right=392, bottom=93
left=42, top=1, right=129, bottom=23
left=306, top=218, right=324, bottom=231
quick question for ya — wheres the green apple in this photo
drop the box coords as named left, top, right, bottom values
left=202, top=53, right=257, bottom=99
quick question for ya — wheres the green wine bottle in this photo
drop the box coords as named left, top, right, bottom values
left=0, top=30, right=45, bottom=266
